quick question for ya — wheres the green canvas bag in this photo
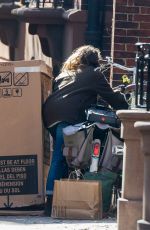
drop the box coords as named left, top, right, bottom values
left=84, top=170, right=118, bottom=213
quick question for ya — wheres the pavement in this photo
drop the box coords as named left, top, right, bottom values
left=0, top=216, right=117, bottom=230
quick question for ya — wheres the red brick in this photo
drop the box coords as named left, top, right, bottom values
left=140, top=23, right=150, bottom=30
left=114, top=43, right=126, bottom=51
left=112, top=64, right=123, bottom=74
left=126, top=44, right=137, bottom=52
left=116, top=0, right=127, bottom=5
left=134, top=0, right=150, bottom=7
left=128, top=14, right=133, bottom=21
left=115, top=21, right=138, bottom=29
left=116, top=5, right=139, bottom=13
left=141, top=7, right=150, bottom=14
left=134, top=14, right=150, bottom=22
left=113, top=68, right=128, bottom=75
left=115, top=36, right=137, bottom=43
left=138, top=38, right=150, bottom=43
left=114, top=58, right=125, bottom=66
left=104, top=0, right=150, bottom=81
left=127, top=0, right=134, bottom=6
left=127, top=29, right=150, bottom=37
left=114, top=51, right=136, bottom=58
left=126, top=58, right=136, bottom=67
left=115, top=29, right=126, bottom=36
left=116, top=14, right=127, bottom=21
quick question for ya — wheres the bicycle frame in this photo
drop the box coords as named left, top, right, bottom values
left=102, top=57, right=138, bottom=109
left=104, top=56, right=136, bottom=84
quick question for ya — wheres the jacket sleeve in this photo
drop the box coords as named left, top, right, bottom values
left=93, top=68, right=129, bottom=110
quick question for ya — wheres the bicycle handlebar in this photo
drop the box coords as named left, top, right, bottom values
left=104, top=56, right=136, bottom=73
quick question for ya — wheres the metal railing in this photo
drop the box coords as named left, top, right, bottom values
left=135, top=42, right=150, bottom=111
left=22, top=0, right=66, bottom=8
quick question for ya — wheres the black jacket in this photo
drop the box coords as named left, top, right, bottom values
left=42, top=66, right=128, bottom=128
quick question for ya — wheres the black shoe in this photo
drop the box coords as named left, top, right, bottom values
left=44, top=195, right=53, bottom=216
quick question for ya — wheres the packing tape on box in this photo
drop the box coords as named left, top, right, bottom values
left=14, top=66, right=41, bottom=73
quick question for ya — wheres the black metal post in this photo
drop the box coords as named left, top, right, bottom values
left=147, top=48, right=150, bottom=111
left=85, top=0, right=105, bottom=48
left=139, top=57, right=144, bottom=105
left=135, top=53, right=140, bottom=107
left=135, top=43, right=150, bottom=110
left=63, top=0, right=74, bottom=10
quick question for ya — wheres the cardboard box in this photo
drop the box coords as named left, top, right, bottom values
left=0, top=60, right=53, bottom=214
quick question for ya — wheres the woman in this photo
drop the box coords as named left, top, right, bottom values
left=42, top=45, right=128, bottom=215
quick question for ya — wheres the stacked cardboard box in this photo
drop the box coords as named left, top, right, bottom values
left=0, top=60, right=53, bottom=215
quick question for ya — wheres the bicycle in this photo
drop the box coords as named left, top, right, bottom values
left=100, top=56, right=147, bottom=109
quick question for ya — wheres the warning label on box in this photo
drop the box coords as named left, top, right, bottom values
left=0, top=72, right=30, bottom=99
left=0, top=72, right=12, bottom=87
left=0, top=155, right=38, bottom=196
left=13, top=73, right=29, bottom=86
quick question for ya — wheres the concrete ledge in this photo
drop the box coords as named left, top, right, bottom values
left=137, top=220, right=150, bottom=230
left=117, top=198, right=142, bottom=230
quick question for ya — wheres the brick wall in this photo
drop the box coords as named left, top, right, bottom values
left=104, top=0, right=150, bottom=86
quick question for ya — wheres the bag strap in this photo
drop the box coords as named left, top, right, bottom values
left=68, top=169, right=84, bottom=180
left=76, top=126, right=94, bottom=157
left=80, top=122, right=95, bottom=130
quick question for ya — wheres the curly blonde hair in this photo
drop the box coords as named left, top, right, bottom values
left=61, top=45, right=102, bottom=72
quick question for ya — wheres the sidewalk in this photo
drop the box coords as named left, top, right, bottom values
left=0, top=216, right=117, bottom=230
